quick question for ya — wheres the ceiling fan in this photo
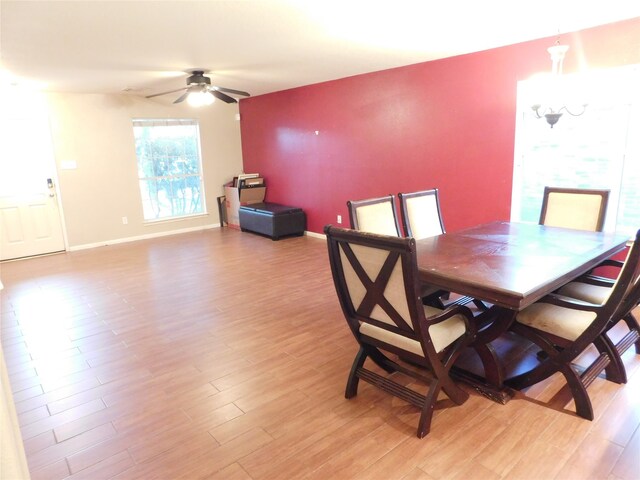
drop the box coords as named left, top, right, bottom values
left=145, top=70, right=250, bottom=105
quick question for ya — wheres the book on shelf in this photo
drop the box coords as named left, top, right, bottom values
left=239, top=177, right=264, bottom=189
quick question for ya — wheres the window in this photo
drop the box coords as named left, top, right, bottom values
left=511, top=65, right=640, bottom=236
left=132, top=119, right=206, bottom=221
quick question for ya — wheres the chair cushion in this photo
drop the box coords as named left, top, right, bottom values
left=516, top=303, right=597, bottom=341
left=557, top=282, right=610, bottom=305
left=359, top=305, right=466, bottom=354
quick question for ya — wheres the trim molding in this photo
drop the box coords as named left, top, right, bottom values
left=68, top=225, right=327, bottom=252
left=69, top=223, right=220, bottom=251
left=304, top=230, right=325, bottom=239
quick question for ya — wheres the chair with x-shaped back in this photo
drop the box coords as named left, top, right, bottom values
left=506, top=228, right=640, bottom=420
left=347, top=194, right=445, bottom=305
left=325, top=225, right=476, bottom=438
left=556, top=252, right=640, bottom=384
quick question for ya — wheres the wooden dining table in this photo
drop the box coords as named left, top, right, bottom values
left=415, top=221, right=630, bottom=401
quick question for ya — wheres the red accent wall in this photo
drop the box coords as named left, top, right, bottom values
left=239, top=18, right=640, bottom=234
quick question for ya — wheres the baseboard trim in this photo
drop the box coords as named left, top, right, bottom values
left=68, top=225, right=327, bottom=252
left=69, top=223, right=220, bottom=251
left=304, top=230, right=325, bottom=239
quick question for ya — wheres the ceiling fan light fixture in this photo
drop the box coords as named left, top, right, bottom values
left=145, top=70, right=250, bottom=105
left=187, top=89, right=214, bottom=107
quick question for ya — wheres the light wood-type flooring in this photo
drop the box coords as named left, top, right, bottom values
left=1, top=228, right=639, bottom=480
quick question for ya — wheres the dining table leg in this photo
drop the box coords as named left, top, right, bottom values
left=452, top=307, right=517, bottom=404
left=474, top=342, right=505, bottom=386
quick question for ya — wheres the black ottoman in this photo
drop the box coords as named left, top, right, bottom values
left=239, top=203, right=306, bottom=240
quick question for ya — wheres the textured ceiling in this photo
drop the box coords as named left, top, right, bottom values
left=1, top=0, right=639, bottom=100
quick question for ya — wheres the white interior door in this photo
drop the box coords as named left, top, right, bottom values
left=0, top=110, right=65, bottom=261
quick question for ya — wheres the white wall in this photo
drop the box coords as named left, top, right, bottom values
left=46, top=93, right=244, bottom=248
left=1, top=343, right=31, bottom=479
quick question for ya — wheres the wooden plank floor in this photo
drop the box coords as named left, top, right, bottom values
left=1, top=228, right=639, bottom=480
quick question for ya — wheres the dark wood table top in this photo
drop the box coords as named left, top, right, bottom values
left=416, top=221, right=629, bottom=310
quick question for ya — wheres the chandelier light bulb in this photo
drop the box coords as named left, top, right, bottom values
left=547, top=44, right=569, bottom=76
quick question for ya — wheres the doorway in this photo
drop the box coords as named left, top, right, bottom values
left=0, top=90, right=65, bottom=261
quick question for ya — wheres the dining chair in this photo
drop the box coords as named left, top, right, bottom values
left=539, top=186, right=610, bottom=232
left=347, top=194, right=402, bottom=236
left=398, top=189, right=445, bottom=239
left=556, top=257, right=640, bottom=384
left=347, top=194, right=447, bottom=306
left=398, top=189, right=488, bottom=312
left=505, top=228, right=640, bottom=420
left=324, top=225, right=476, bottom=438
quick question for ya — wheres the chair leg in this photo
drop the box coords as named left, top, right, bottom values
left=508, top=352, right=596, bottom=420
left=594, top=335, right=627, bottom=384
left=560, top=364, right=594, bottom=420
left=439, top=376, right=469, bottom=405
left=345, top=347, right=367, bottom=399
left=435, top=344, right=470, bottom=405
left=416, top=382, right=442, bottom=438
left=622, top=313, right=640, bottom=354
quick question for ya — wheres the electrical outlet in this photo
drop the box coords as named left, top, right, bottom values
left=337, top=215, right=342, bottom=224
left=122, top=216, right=128, bottom=225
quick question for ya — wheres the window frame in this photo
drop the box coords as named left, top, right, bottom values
left=132, top=118, right=207, bottom=223
left=511, top=64, right=640, bottom=237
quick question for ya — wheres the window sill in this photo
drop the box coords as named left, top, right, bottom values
left=143, top=213, right=209, bottom=226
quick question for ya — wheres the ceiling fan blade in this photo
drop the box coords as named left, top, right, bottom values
left=146, top=87, right=187, bottom=99
left=173, top=90, right=191, bottom=104
left=210, top=90, right=237, bottom=104
left=214, top=86, right=250, bottom=97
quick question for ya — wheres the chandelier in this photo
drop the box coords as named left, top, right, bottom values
left=531, top=40, right=587, bottom=128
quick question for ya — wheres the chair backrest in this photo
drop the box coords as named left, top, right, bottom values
left=324, top=225, right=439, bottom=360
left=608, top=230, right=640, bottom=323
left=398, top=189, right=445, bottom=239
left=347, top=195, right=401, bottom=236
left=578, top=229, right=640, bottom=347
left=539, top=187, right=610, bottom=232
